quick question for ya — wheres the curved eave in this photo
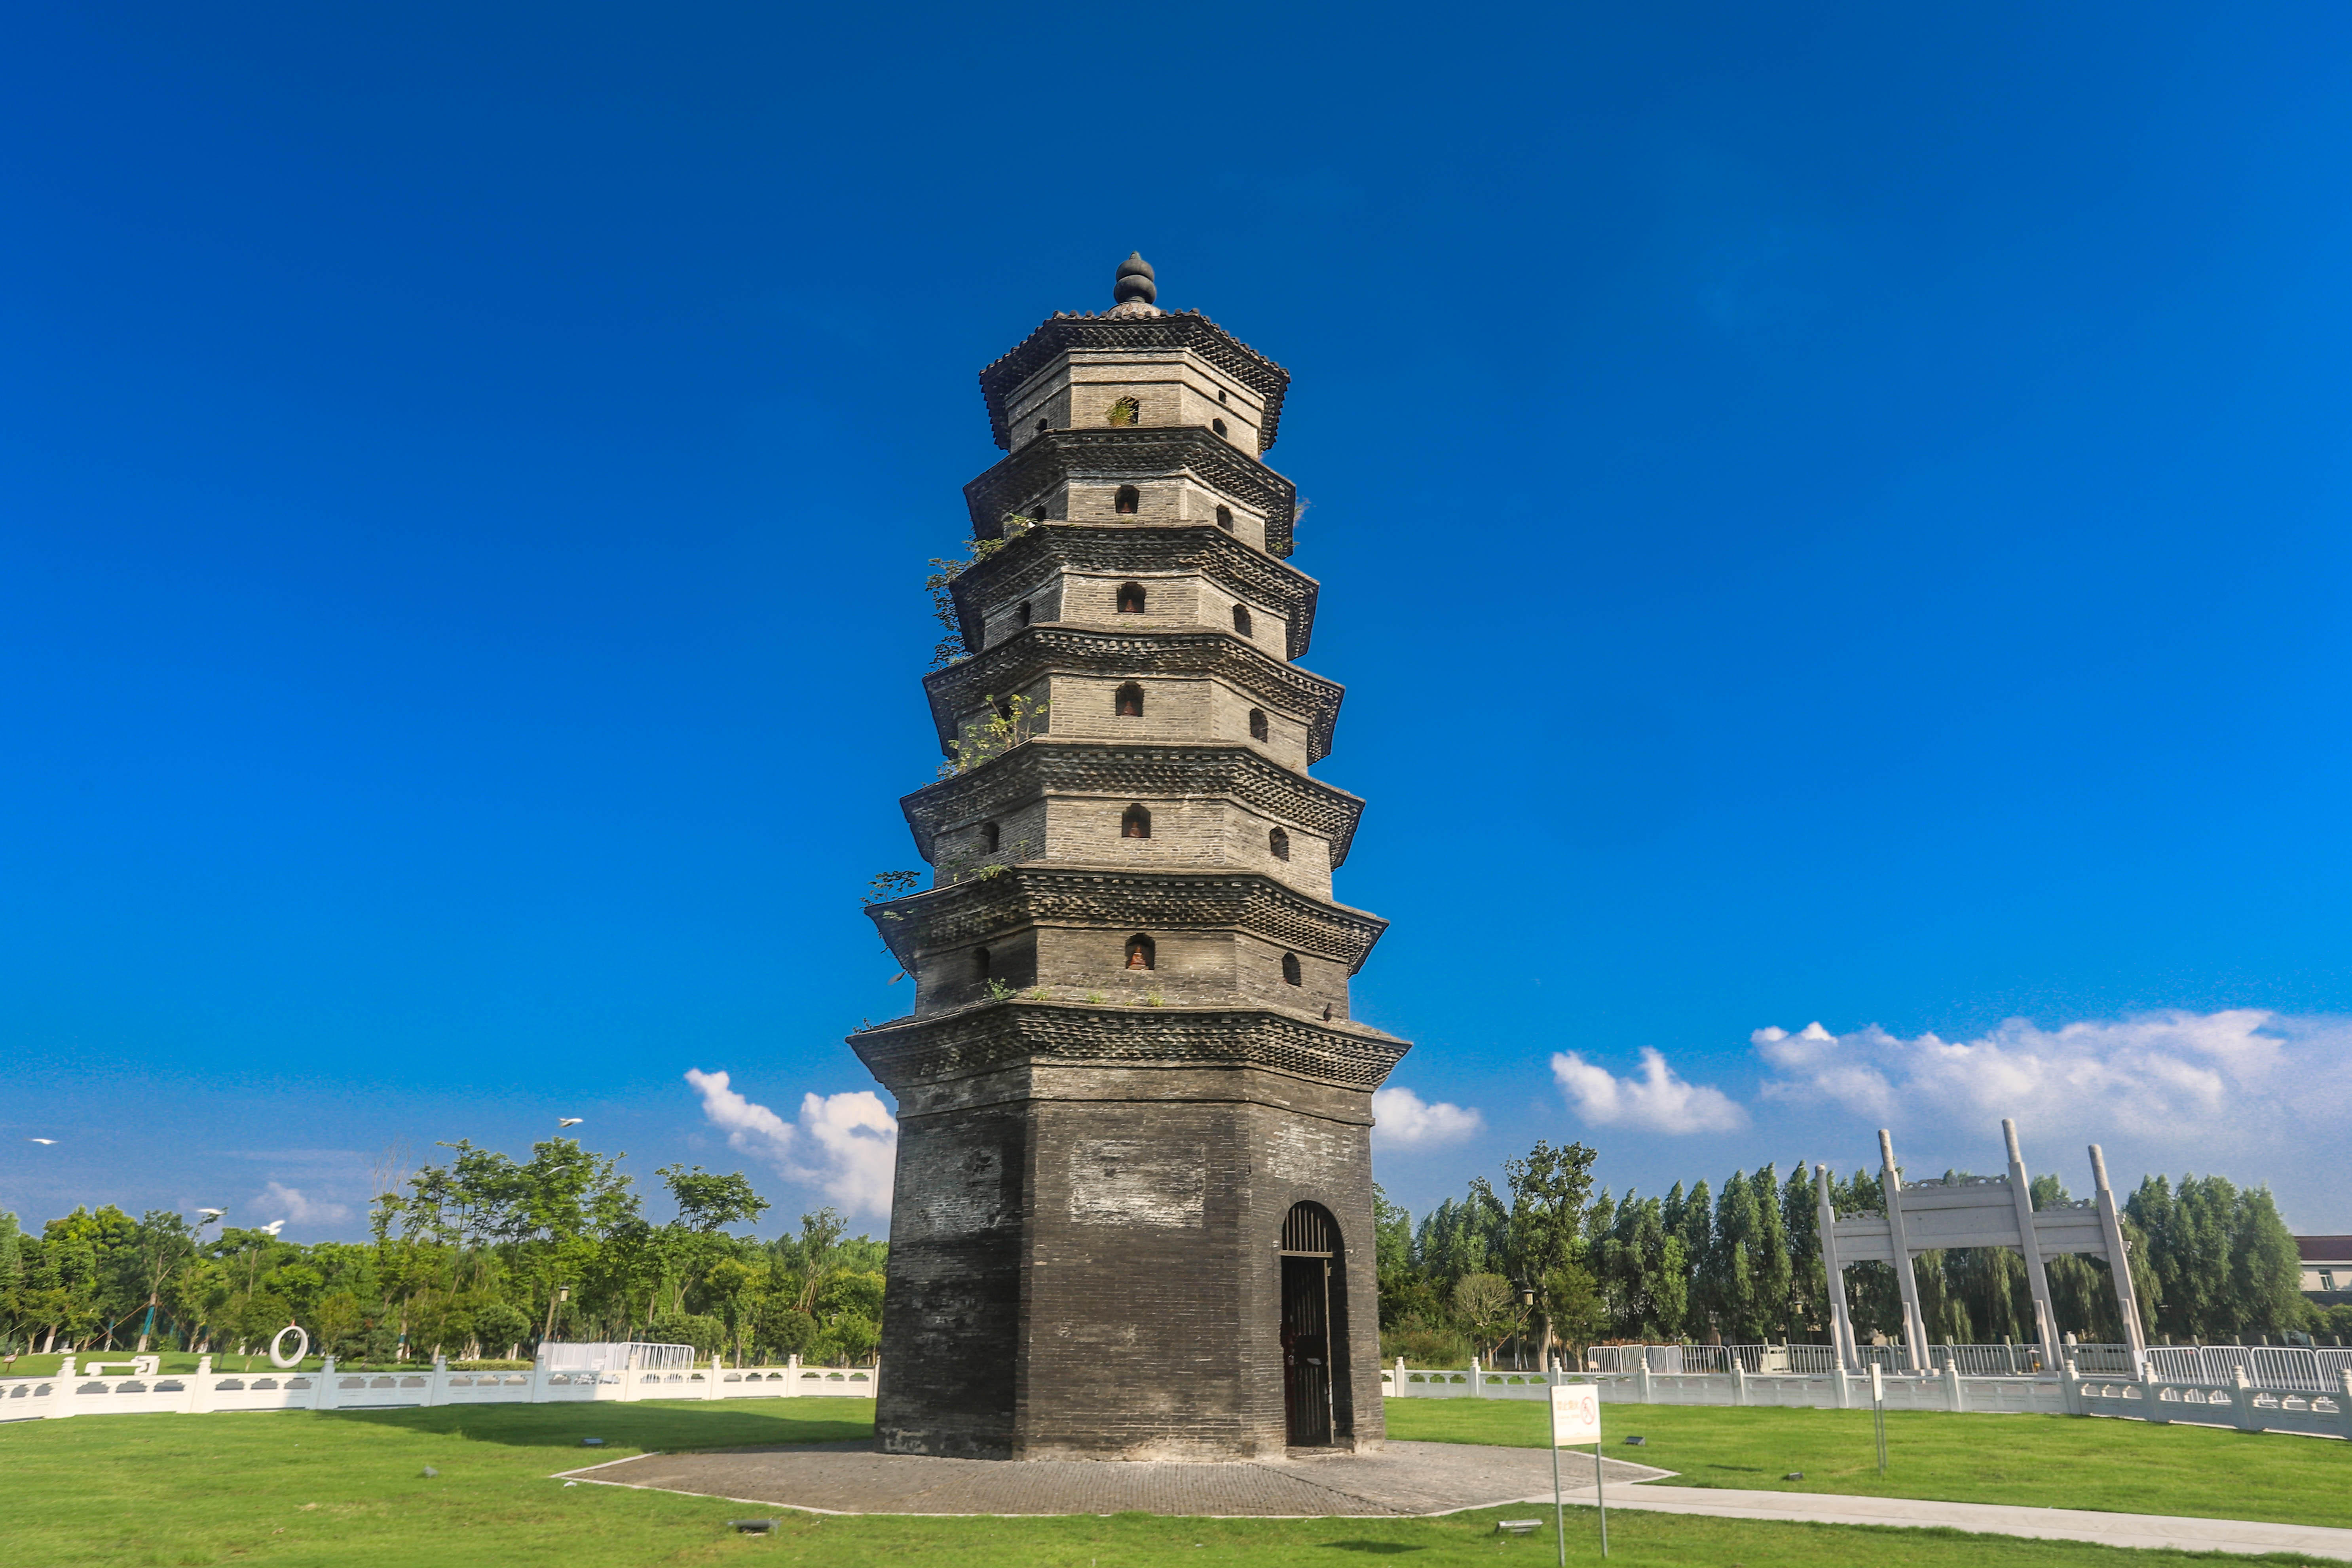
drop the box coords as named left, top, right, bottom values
left=977, top=310, right=1291, bottom=454
left=865, top=862, right=1391, bottom=973
left=896, top=737, right=1367, bottom=868
left=948, top=523, right=1321, bottom=661
left=922, top=626, right=1343, bottom=762
left=849, top=999, right=1410, bottom=1098
left=963, top=429, right=1297, bottom=559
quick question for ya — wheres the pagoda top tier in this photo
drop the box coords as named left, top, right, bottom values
left=978, top=254, right=1292, bottom=454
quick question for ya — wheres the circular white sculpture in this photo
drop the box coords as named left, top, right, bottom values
left=270, top=1323, right=310, bottom=1369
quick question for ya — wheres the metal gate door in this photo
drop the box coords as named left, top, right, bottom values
left=1280, top=1203, right=1337, bottom=1447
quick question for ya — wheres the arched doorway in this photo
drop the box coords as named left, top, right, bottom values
left=1279, top=1202, right=1342, bottom=1447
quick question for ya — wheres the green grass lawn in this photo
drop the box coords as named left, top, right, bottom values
left=0, top=1395, right=2342, bottom=1567
left=1385, top=1398, right=2352, bottom=1527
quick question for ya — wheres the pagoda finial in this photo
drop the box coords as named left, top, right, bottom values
left=1111, top=251, right=1158, bottom=312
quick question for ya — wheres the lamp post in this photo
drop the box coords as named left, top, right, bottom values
left=1518, top=1284, right=1538, bottom=1372
left=542, top=1285, right=568, bottom=1347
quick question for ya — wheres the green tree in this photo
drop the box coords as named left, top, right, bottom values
left=1449, top=1272, right=1519, bottom=1361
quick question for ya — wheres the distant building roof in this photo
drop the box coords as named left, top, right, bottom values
left=2296, top=1235, right=2352, bottom=1262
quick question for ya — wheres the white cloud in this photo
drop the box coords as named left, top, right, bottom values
left=1371, top=1087, right=1484, bottom=1149
left=256, top=1181, right=350, bottom=1227
left=1552, top=1047, right=1749, bottom=1134
left=685, top=1069, right=899, bottom=1219
left=1752, top=1011, right=2352, bottom=1156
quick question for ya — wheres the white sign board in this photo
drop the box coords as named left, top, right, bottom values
left=1549, top=1382, right=1601, bottom=1446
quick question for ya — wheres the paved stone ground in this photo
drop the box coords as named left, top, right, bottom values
left=1554, top=1483, right=2352, bottom=1561
left=560, top=1439, right=1664, bottom=1518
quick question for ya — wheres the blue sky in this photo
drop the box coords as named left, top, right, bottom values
left=4, top=3, right=2350, bottom=1240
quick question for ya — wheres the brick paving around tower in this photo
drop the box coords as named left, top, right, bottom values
left=560, top=1438, right=1664, bottom=1517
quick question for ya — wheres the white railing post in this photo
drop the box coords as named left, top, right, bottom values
left=2232, top=1367, right=2261, bottom=1433
left=317, top=1356, right=339, bottom=1412
left=2338, top=1370, right=2352, bottom=1442
left=1638, top=1350, right=1654, bottom=1405
left=1944, top=1357, right=1965, bottom=1413
left=186, top=1355, right=213, bottom=1414
left=780, top=1352, right=799, bottom=1397
left=1732, top=1360, right=1748, bottom=1407
left=1395, top=1356, right=1409, bottom=1398
left=53, top=1357, right=80, bottom=1421
left=1469, top=1356, right=1483, bottom=1397
left=2139, top=1361, right=2169, bottom=1424
left=706, top=1353, right=722, bottom=1401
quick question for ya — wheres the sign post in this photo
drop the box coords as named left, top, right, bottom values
left=1870, top=1363, right=1889, bottom=1473
left=1548, top=1380, right=1606, bottom=1560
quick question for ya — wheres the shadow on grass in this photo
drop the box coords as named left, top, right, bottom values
left=1317, top=1543, right=1429, bottom=1554
left=316, top=1396, right=876, bottom=1453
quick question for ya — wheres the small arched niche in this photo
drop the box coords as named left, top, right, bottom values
left=1231, top=603, right=1253, bottom=638
left=1215, top=505, right=1233, bottom=531
left=1248, top=708, right=1269, bottom=741
left=1121, top=803, right=1152, bottom=840
left=1268, top=826, right=1289, bottom=860
left=1016, top=602, right=1031, bottom=627
left=981, top=821, right=1000, bottom=852
left=1116, top=682, right=1145, bottom=718
left=1117, top=581, right=1147, bottom=614
left=1213, top=417, right=1228, bottom=438
left=1281, top=952, right=1302, bottom=986
left=1035, top=416, right=1048, bottom=433
left=1114, top=484, right=1140, bottom=515
left=1125, top=933, right=1156, bottom=970
left=975, top=947, right=992, bottom=980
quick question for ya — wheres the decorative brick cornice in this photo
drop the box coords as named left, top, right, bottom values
left=978, top=311, right=1291, bottom=454
left=951, top=523, right=1321, bottom=661
left=850, top=998, right=1408, bottom=1096
left=923, top=627, right=1344, bottom=762
left=866, top=863, right=1389, bottom=972
left=899, top=738, right=1366, bottom=868
left=963, top=429, right=1297, bottom=559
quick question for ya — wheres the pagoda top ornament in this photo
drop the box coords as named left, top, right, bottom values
left=1109, top=251, right=1159, bottom=315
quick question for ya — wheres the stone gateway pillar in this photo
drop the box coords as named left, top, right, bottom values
left=851, top=255, right=1410, bottom=1461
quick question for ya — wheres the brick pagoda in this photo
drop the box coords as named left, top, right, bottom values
left=851, top=254, right=1409, bottom=1460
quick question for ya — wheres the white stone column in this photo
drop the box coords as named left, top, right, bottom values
left=317, top=1357, right=340, bottom=1412
left=706, top=1353, right=722, bottom=1401
left=2002, top=1120, right=2064, bottom=1370
left=1815, top=1163, right=1860, bottom=1372
left=1878, top=1130, right=1932, bottom=1371
left=188, top=1355, right=213, bottom=1414
left=2089, top=1144, right=2149, bottom=1375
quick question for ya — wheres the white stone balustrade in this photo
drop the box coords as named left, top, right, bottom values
left=1378, top=1353, right=2352, bottom=1440
left=0, top=1352, right=877, bottom=1423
